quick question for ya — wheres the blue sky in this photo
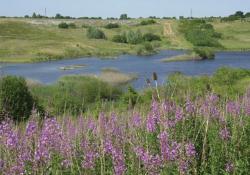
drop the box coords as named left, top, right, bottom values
left=2, top=0, right=250, bottom=18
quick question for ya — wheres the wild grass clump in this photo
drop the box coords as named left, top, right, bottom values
left=31, top=76, right=121, bottom=115
left=86, top=27, right=106, bottom=39
left=112, top=31, right=161, bottom=45
left=58, top=22, right=69, bottom=29
left=140, top=19, right=157, bottom=25
left=104, top=23, right=120, bottom=29
left=98, top=69, right=138, bottom=86
left=193, top=47, right=215, bottom=59
left=136, top=42, right=157, bottom=55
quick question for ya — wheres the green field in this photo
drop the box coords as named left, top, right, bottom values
left=0, top=18, right=250, bottom=62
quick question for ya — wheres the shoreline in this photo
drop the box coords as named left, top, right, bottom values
left=1, top=48, right=250, bottom=64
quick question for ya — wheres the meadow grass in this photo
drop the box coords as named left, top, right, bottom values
left=213, top=20, right=250, bottom=50
left=1, top=18, right=250, bottom=63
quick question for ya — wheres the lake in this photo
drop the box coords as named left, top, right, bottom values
left=1, top=50, right=250, bottom=89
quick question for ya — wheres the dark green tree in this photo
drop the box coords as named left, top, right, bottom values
left=0, top=76, right=34, bottom=121
left=120, top=14, right=128, bottom=20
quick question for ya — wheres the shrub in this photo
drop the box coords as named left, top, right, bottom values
left=82, top=24, right=91, bottom=29
left=87, top=27, right=106, bottom=39
left=112, top=33, right=127, bottom=43
left=58, top=22, right=69, bottom=29
left=104, top=23, right=120, bottom=29
left=68, top=23, right=76, bottom=28
left=126, top=30, right=143, bottom=44
left=140, top=19, right=156, bottom=25
left=143, top=33, right=161, bottom=42
left=194, top=48, right=215, bottom=59
left=136, top=42, right=156, bottom=55
left=0, top=76, right=34, bottom=121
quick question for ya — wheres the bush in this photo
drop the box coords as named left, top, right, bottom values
left=136, top=42, right=156, bottom=55
left=58, top=22, right=69, bottom=29
left=112, top=33, right=127, bottom=43
left=194, top=48, right=215, bottom=59
left=0, top=76, right=34, bottom=121
left=68, top=23, right=76, bottom=28
left=140, top=19, right=156, bottom=25
left=104, top=23, right=120, bottom=29
left=126, top=30, right=143, bottom=44
left=87, top=27, right=106, bottom=39
left=143, top=33, right=161, bottom=42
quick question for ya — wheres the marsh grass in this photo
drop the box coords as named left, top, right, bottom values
left=98, top=68, right=138, bottom=86
left=161, top=53, right=200, bottom=62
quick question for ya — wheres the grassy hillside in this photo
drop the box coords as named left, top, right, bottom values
left=213, top=20, right=250, bottom=50
left=0, top=18, right=250, bottom=62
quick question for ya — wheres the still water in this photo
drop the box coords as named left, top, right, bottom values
left=1, top=50, right=250, bottom=89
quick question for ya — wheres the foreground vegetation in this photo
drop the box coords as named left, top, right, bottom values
left=1, top=15, right=250, bottom=62
left=0, top=68, right=250, bottom=174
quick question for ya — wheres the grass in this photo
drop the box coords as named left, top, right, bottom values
left=161, top=53, right=201, bottom=62
left=98, top=68, right=138, bottom=86
left=0, top=18, right=250, bottom=63
left=213, top=20, right=250, bottom=50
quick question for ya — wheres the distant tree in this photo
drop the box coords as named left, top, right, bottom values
left=234, top=11, right=244, bottom=18
left=179, top=16, right=184, bottom=20
left=245, top=12, right=250, bottom=18
left=120, top=14, right=128, bottom=20
left=24, top=15, right=29, bottom=18
left=32, top=12, right=37, bottom=18
left=55, top=13, right=63, bottom=19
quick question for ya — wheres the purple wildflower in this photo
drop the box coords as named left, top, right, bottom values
left=185, top=98, right=195, bottom=114
left=6, top=130, right=18, bottom=149
left=175, top=107, right=184, bottom=122
left=158, top=131, right=169, bottom=161
left=82, top=151, right=99, bottom=169
left=134, top=147, right=162, bottom=175
left=132, top=113, right=142, bottom=127
left=111, top=147, right=126, bottom=175
left=179, top=160, right=189, bottom=174
left=227, top=101, right=241, bottom=116
left=146, top=114, right=156, bottom=132
left=25, top=120, right=37, bottom=138
left=169, top=142, right=181, bottom=161
left=0, top=159, right=4, bottom=170
left=219, top=128, right=231, bottom=141
left=225, top=161, right=234, bottom=173
left=185, top=142, right=196, bottom=158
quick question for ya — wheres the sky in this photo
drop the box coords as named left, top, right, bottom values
left=1, top=0, right=250, bottom=18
